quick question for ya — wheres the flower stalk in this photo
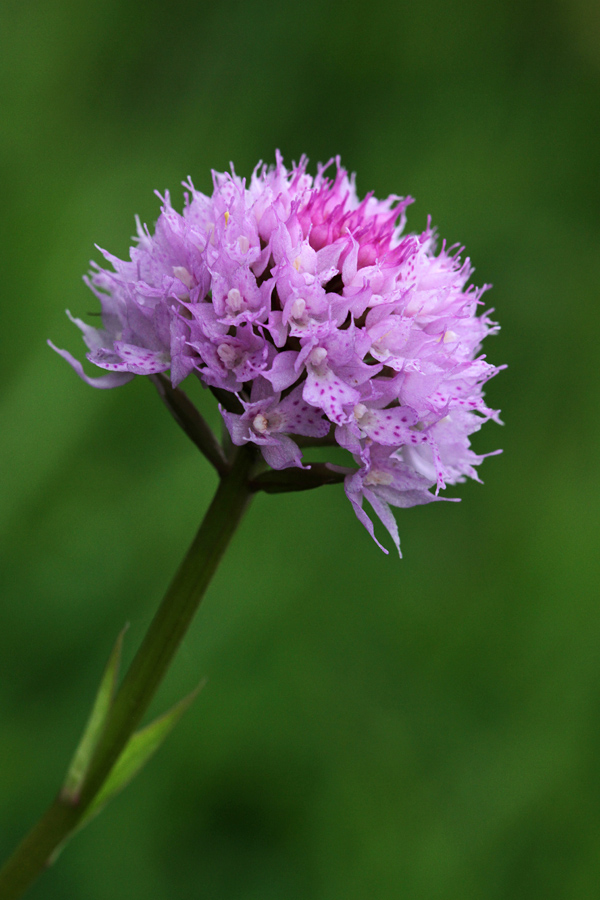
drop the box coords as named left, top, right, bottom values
left=0, top=442, right=257, bottom=900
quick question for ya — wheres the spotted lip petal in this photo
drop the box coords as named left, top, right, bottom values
left=51, top=152, right=502, bottom=552
left=48, top=342, right=135, bottom=388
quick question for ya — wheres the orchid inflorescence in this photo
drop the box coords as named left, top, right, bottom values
left=51, top=152, right=502, bottom=553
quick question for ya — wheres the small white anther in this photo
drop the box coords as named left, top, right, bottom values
left=290, top=297, right=306, bottom=320
left=217, top=343, right=238, bottom=368
left=252, top=413, right=269, bottom=434
left=293, top=256, right=302, bottom=272
left=173, top=266, right=193, bottom=289
left=238, top=235, right=250, bottom=254
left=443, top=330, right=458, bottom=343
left=308, top=347, right=327, bottom=367
left=364, top=470, right=394, bottom=487
left=227, top=288, right=243, bottom=312
left=353, top=403, right=368, bottom=422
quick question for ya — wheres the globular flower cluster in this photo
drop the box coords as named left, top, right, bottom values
left=52, top=152, right=502, bottom=553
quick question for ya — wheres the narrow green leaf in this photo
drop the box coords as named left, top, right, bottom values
left=60, top=625, right=128, bottom=803
left=48, top=681, right=205, bottom=866
left=80, top=680, right=204, bottom=826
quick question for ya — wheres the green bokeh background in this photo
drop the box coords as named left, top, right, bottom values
left=1, top=1, right=599, bottom=897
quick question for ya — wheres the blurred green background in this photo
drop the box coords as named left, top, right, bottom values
left=1, top=0, right=599, bottom=897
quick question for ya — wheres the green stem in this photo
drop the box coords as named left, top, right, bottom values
left=0, top=444, right=256, bottom=900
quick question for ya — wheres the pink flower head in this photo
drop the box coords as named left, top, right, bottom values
left=51, top=152, right=503, bottom=554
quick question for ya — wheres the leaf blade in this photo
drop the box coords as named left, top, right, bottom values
left=81, top=680, right=204, bottom=825
left=60, top=625, right=128, bottom=803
